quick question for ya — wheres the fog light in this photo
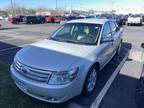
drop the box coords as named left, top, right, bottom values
left=44, top=96, right=61, bottom=101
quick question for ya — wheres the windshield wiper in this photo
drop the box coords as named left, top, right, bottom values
left=64, top=40, right=78, bottom=43
left=49, top=37, right=62, bottom=42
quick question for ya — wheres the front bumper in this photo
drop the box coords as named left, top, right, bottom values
left=10, top=65, right=81, bottom=103
left=127, top=21, right=142, bottom=24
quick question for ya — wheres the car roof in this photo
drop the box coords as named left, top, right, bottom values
left=66, top=18, right=111, bottom=25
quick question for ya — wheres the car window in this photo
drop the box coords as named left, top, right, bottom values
left=55, top=24, right=72, bottom=37
left=50, top=23, right=102, bottom=45
left=109, top=22, right=117, bottom=34
left=102, top=22, right=111, bottom=37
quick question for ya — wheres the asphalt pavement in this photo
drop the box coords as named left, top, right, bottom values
left=99, top=26, right=144, bottom=108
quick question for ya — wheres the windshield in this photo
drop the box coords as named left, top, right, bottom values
left=50, top=23, right=102, bottom=45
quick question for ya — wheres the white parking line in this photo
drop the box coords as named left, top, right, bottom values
left=90, top=50, right=129, bottom=108
left=0, top=39, right=42, bottom=56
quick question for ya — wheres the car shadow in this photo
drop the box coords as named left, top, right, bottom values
left=98, top=74, right=139, bottom=108
left=0, top=27, right=19, bottom=30
left=0, top=42, right=21, bottom=64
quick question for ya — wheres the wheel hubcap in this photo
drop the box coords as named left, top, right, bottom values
left=87, top=69, right=97, bottom=92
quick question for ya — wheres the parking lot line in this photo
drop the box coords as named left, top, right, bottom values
left=90, top=50, right=129, bottom=108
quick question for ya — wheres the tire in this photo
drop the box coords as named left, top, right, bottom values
left=116, top=41, right=122, bottom=56
left=82, top=65, right=98, bottom=96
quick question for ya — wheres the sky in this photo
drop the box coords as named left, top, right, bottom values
left=0, top=0, right=144, bottom=11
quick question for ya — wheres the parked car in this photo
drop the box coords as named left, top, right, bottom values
left=98, top=14, right=121, bottom=26
left=0, top=16, right=3, bottom=20
left=67, top=16, right=77, bottom=21
left=12, top=16, right=25, bottom=24
left=76, top=15, right=85, bottom=19
left=60, top=16, right=68, bottom=24
left=23, top=16, right=45, bottom=24
left=10, top=18, right=123, bottom=103
left=36, top=16, right=45, bottom=24
left=60, top=16, right=77, bottom=24
left=118, top=15, right=127, bottom=25
left=53, top=16, right=61, bottom=23
left=85, top=15, right=96, bottom=19
left=142, top=15, right=144, bottom=22
left=127, top=15, right=143, bottom=26
left=45, top=16, right=53, bottom=23
left=8, top=17, right=13, bottom=22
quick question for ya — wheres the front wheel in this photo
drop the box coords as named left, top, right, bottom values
left=82, top=65, right=98, bottom=96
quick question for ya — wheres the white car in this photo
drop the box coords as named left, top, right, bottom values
left=127, top=15, right=143, bottom=26
left=0, top=16, right=3, bottom=20
left=10, top=18, right=123, bottom=103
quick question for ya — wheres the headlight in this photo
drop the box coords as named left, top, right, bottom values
left=48, top=68, right=79, bottom=85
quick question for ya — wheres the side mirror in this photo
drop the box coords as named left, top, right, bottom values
left=102, top=35, right=114, bottom=43
left=141, top=43, right=144, bottom=48
left=116, top=27, right=120, bottom=32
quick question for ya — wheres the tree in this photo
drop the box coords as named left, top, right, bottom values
left=5, top=3, right=27, bottom=16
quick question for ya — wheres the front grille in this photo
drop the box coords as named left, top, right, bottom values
left=13, top=60, right=52, bottom=83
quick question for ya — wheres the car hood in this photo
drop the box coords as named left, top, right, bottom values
left=16, top=39, right=94, bottom=71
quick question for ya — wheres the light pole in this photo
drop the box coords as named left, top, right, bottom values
left=65, top=0, right=67, bottom=11
left=55, top=0, right=58, bottom=15
left=70, top=0, right=72, bottom=14
left=111, top=0, right=115, bottom=13
left=11, top=0, right=14, bottom=17
left=56, top=0, right=58, bottom=10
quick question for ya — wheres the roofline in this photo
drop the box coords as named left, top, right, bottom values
left=65, top=18, right=115, bottom=25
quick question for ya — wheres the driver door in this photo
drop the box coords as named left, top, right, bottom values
left=99, top=22, right=114, bottom=67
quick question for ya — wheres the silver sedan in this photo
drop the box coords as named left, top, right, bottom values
left=10, top=18, right=123, bottom=103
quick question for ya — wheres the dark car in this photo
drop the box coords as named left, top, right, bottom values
left=76, top=16, right=85, bottom=19
left=61, top=16, right=68, bottom=21
left=142, top=15, right=144, bottom=22
left=117, top=15, right=127, bottom=26
left=24, top=16, right=45, bottom=24
left=12, top=16, right=25, bottom=24
left=67, top=16, right=77, bottom=21
left=98, top=14, right=123, bottom=26
left=86, top=15, right=95, bottom=19
left=36, top=16, right=45, bottom=24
